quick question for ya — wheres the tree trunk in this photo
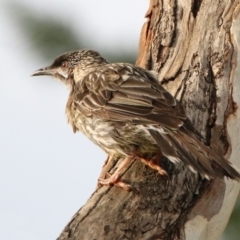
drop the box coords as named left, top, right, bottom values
left=58, top=1, right=240, bottom=239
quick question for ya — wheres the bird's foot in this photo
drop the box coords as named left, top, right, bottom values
left=139, top=157, right=168, bottom=176
left=98, top=155, right=134, bottom=191
left=98, top=173, right=132, bottom=191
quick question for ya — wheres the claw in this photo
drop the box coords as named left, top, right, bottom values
left=139, top=157, right=168, bottom=176
left=98, top=173, right=132, bottom=191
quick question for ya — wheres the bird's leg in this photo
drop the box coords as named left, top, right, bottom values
left=98, top=155, right=133, bottom=191
left=139, top=153, right=168, bottom=176
left=101, top=155, right=113, bottom=169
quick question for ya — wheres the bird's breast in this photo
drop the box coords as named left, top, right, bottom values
left=67, top=109, right=120, bottom=154
left=67, top=109, right=159, bottom=158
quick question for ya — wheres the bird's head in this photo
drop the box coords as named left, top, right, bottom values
left=32, top=49, right=108, bottom=87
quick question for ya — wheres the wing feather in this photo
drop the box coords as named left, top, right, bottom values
left=73, top=63, right=186, bottom=131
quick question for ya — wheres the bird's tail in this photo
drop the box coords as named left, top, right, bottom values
left=149, top=128, right=240, bottom=180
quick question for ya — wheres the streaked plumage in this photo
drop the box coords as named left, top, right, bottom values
left=32, top=49, right=240, bottom=189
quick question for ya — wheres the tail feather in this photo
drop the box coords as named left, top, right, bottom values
left=149, top=128, right=240, bottom=180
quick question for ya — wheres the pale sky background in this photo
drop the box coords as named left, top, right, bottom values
left=0, top=1, right=238, bottom=240
left=0, top=1, right=148, bottom=240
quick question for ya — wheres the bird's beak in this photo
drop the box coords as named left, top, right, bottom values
left=31, top=67, right=56, bottom=77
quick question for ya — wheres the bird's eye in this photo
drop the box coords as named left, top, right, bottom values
left=61, top=61, right=68, bottom=69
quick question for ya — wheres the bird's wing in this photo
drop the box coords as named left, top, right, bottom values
left=73, top=63, right=187, bottom=131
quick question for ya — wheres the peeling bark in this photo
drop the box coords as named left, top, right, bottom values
left=58, top=1, right=240, bottom=239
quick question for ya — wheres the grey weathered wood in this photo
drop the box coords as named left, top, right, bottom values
left=58, top=1, right=240, bottom=239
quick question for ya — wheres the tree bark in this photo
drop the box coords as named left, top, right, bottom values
left=58, top=1, right=240, bottom=239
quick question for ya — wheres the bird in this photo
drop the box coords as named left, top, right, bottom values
left=32, top=49, right=240, bottom=190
